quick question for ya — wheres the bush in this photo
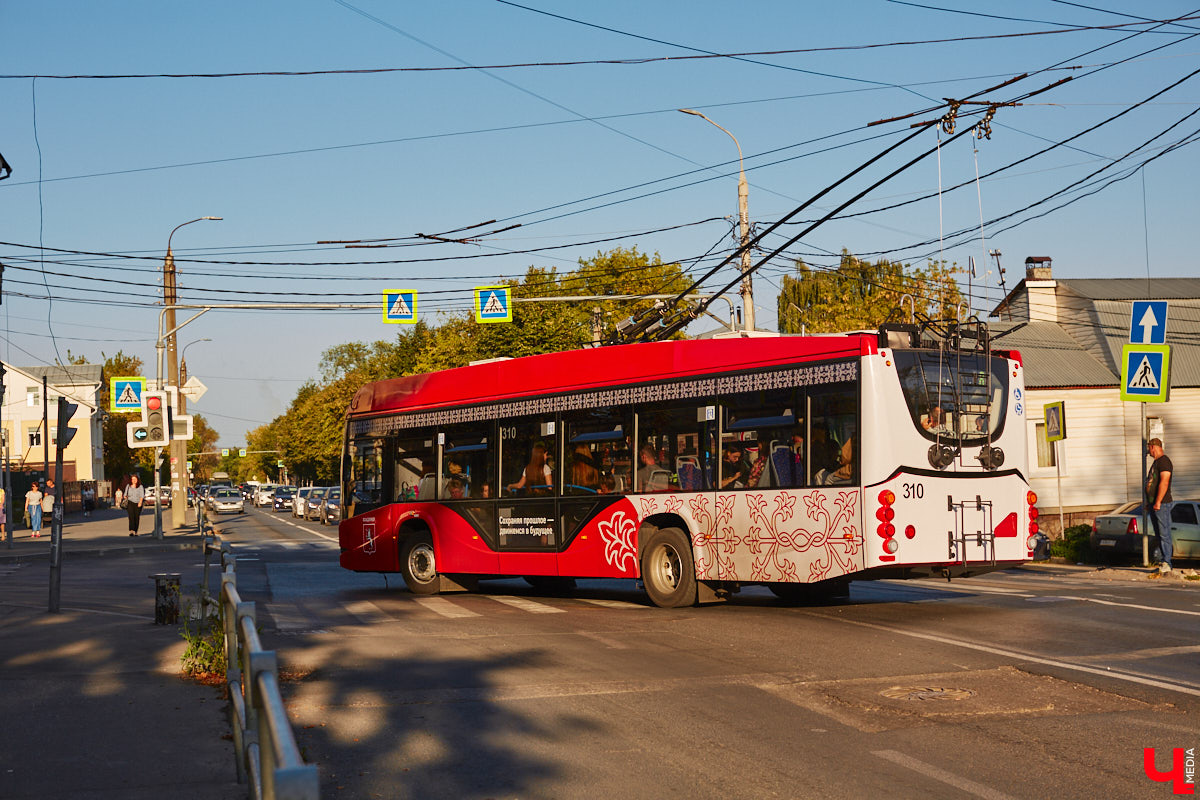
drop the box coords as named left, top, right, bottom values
left=180, top=596, right=226, bottom=680
left=1050, top=523, right=1094, bottom=562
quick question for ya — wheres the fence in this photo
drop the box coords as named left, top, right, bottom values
left=203, top=535, right=319, bottom=799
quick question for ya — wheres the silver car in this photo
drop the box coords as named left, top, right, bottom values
left=211, top=487, right=245, bottom=515
left=1091, top=499, right=1200, bottom=562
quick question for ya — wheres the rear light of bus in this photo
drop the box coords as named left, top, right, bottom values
left=904, top=524, right=916, bottom=539
left=1028, top=506, right=1039, bottom=520
left=878, top=489, right=898, bottom=554
left=1027, top=491, right=1038, bottom=505
left=1027, top=491, right=1039, bottom=535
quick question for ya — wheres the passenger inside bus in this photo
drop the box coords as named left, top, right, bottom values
left=720, top=442, right=753, bottom=489
left=921, top=406, right=952, bottom=434
left=827, top=437, right=854, bottom=485
left=570, top=444, right=600, bottom=491
left=637, top=445, right=669, bottom=492
left=445, top=476, right=467, bottom=499
left=598, top=473, right=617, bottom=494
left=507, top=441, right=553, bottom=496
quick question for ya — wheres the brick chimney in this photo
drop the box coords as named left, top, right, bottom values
left=1025, top=256, right=1052, bottom=280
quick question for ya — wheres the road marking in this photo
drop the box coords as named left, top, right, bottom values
left=1072, top=644, right=1200, bottom=664
left=806, top=612, right=1200, bottom=698
left=1059, top=595, right=1200, bottom=617
left=344, top=599, right=392, bottom=625
left=414, top=596, right=481, bottom=618
left=239, top=506, right=340, bottom=544
left=266, top=601, right=312, bottom=631
left=873, top=750, right=1018, bottom=800
left=577, top=598, right=646, bottom=609
left=574, top=630, right=630, bottom=649
left=876, top=581, right=1034, bottom=599
left=487, top=595, right=566, bottom=614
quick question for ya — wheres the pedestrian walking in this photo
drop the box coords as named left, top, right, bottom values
left=42, top=478, right=56, bottom=522
left=1146, top=437, right=1175, bottom=574
left=0, top=485, right=7, bottom=539
left=125, top=474, right=146, bottom=536
left=82, top=484, right=95, bottom=517
left=25, top=482, right=44, bottom=538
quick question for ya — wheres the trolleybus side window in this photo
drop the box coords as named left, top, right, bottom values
left=393, top=435, right=436, bottom=502
left=502, top=417, right=557, bottom=497
left=809, top=385, right=858, bottom=486
left=346, top=438, right=384, bottom=516
left=637, top=403, right=715, bottom=493
left=563, top=408, right=631, bottom=495
left=721, top=388, right=800, bottom=490
left=441, top=422, right=494, bottom=500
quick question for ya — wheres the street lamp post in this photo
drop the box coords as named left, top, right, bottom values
left=164, top=217, right=220, bottom=533
left=680, top=109, right=755, bottom=332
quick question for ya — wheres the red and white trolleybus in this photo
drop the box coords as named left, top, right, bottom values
left=337, top=321, right=1039, bottom=607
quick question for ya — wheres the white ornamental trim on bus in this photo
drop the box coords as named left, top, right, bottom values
left=353, top=361, right=859, bottom=436
left=597, top=510, right=638, bottom=573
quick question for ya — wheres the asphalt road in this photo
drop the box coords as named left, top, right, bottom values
left=216, top=505, right=1200, bottom=800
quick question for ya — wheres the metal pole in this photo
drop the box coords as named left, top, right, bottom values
left=164, top=218, right=220, bottom=532
left=42, top=375, right=48, bottom=482
left=48, top=398, right=67, bottom=613
left=679, top=109, right=754, bottom=331
left=1141, top=402, right=1149, bottom=567
left=153, top=446, right=163, bottom=540
left=3, top=443, right=10, bottom=549
left=1054, top=439, right=1065, bottom=540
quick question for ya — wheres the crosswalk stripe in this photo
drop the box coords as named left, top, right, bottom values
left=344, top=599, right=393, bottom=625
left=577, top=598, right=646, bottom=609
left=414, top=596, right=481, bottom=618
left=487, top=595, right=567, bottom=614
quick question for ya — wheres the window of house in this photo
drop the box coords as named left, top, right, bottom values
left=26, top=387, right=39, bottom=407
left=27, top=426, right=42, bottom=448
left=1034, top=423, right=1057, bottom=468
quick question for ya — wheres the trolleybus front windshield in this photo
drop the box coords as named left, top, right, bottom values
left=894, top=351, right=1009, bottom=444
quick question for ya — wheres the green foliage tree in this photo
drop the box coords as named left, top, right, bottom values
left=776, top=251, right=964, bottom=334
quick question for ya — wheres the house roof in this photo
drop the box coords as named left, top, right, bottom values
left=991, top=320, right=1117, bottom=388
left=18, top=364, right=103, bottom=386
left=1057, top=278, right=1200, bottom=301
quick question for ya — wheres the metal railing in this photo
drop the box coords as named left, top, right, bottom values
left=203, top=533, right=319, bottom=799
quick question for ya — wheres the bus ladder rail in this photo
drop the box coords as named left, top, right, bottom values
left=946, top=494, right=996, bottom=567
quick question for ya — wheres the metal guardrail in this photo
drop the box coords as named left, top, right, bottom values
left=203, top=534, right=319, bottom=799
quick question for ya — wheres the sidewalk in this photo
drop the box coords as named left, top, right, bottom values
left=0, top=505, right=242, bottom=799
left=0, top=503, right=208, bottom=563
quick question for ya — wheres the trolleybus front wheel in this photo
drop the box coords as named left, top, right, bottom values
left=640, top=527, right=696, bottom=608
left=400, top=533, right=440, bottom=595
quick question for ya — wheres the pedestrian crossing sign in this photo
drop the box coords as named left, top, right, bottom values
left=474, top=286, right=512, bottom=323
left=110, top=376, right=145, bottom=413
left=382, top=290, right=417, bottom=324
left=1120, top=344, right=1171, bottom=402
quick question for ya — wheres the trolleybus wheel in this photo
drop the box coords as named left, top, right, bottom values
left=400, top=533, right=440, bottom=595
left=640, top=527, right=696, bottom=608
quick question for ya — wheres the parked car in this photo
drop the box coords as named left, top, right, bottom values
left=293, top=487, right=312, bottom=519
left=210, top=487, right=245, bottom=515
left=304, top=486, right=328, bottom=521
left=272, top=486, right=296, bottom=512
left=254, top=485, right=277, bottom=507
left=320, top=487, right=341, bottom=525
left=1090, top=499, right=1200, bottom=562
left=148, top=486, right=172, bottom=505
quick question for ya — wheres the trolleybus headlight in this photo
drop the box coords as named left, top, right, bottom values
left=928, top=444, right=957, bottom=470
left=882, top=538, right=899, bottom=554
left=976, top=446, right=1004, bottom=471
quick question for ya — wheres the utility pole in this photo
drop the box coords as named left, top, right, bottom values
left=163, top=217, right=220, bottom=530
left=680, top=109, right=754, bottom=331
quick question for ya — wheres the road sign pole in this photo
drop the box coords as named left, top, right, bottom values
left=1054, top=439, right=1065, bottom=539
left=1141, top=402, right=1149, bottom=568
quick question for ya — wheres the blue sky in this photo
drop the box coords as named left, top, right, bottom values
left=2, top=1, right=1198, bottom=445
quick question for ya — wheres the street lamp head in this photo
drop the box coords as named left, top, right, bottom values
left=201, top=216, right=222, bottom=221
left=678, top=108, right=704, bottom=118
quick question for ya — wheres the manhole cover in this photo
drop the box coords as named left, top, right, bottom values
left=879, top=686, right=976, bottom=701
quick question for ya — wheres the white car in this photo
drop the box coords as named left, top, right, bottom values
left=254, top=485, right=277, bottom=507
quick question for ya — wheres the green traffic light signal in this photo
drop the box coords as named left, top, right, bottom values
left=134, top=428, right=148, bottom=441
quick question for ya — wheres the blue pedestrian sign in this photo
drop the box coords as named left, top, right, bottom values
left=382, top=291, right=418, bottom=324
left=110, top=376, right=145, bottom=413
left=1129, top=300, right=1168, bottom=344
left=474, top=286, right=512, bottom=323
left=1120, top=344, right=1171, bottom=403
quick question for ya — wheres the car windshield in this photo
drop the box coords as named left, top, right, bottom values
left=328, top=489, right=340, bottom=501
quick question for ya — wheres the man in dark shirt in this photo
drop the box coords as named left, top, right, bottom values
left=1146, top=437, right=1175, bottom=574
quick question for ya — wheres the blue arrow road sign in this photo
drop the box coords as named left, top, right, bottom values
left=383, top=291, right=417, bottom=324
left=1129, top=300, right=1167, bottom=344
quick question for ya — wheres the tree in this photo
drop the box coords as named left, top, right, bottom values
left=776, top=251, right=964, bottom=334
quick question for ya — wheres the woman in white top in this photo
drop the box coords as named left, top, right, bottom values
left=25, top=484, right=44, bottom=538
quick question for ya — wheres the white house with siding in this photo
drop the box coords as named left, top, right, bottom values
left=990, top=259, right=1200, bottom=533
left=1, top=362, right=105, bottom=482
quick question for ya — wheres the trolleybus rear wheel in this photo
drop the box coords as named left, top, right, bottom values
left=400, top=533, right=439, bottom=595
left=640, top=527, right=696, bottom=608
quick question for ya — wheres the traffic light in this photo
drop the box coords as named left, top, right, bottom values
left=140, top=390, right=171, bottom=447
left=55, top=397, right=79, bottom=449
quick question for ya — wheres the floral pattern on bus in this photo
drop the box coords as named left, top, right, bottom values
left=743, top=490, right=861, bottom=582
left=597, top=510, right=638, bottom=574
